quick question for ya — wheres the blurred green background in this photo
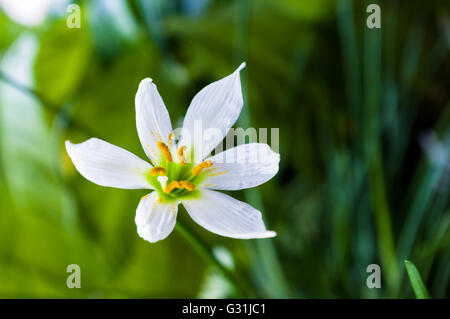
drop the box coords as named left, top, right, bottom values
left=0, top=0, right=449, bottom=298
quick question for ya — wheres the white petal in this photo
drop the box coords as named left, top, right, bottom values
left=182, top=190, right=276, bottom=239
left=180, top=63, right=246, bottom=161
left=65, top=138, right=153, bottom=189
left=135, top=192, right=178, bottom=243
left=201, top=143, right=279, bottom=190
left=135, top=78, right=174, bottom=164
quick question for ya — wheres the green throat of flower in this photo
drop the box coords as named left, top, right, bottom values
left=145, top=141, right=212, bottom=203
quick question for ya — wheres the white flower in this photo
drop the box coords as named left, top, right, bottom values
left=65, top=62, right=279, bottom=243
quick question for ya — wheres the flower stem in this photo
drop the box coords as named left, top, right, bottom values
left=175, top=218, right=253, bottom=298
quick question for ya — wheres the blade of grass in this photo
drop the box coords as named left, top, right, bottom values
left=328, top=151, right=351, bottom=277
left=390, top=23, right=425, bottom=175
left=432, top=239, right=450, bottom=297
left=397, top=107, right=450, bottom=295
left=419, top=214, right=450, bottom=280
left=233, top=0, right=292, bottom=298
left=397, top=139, right=450, bottom=261
left=337, top=0, right=361, bottom=130
left=363, top=0, right=399, bottom=295
left=337, top=0, right=378, bottom=297
left=404, top=260, right=431, bottom=299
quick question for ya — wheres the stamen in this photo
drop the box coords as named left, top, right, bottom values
left=180, top=181, right=195, bottom=191
left=168, top=132, right=175, bottom=145
left=149, top=166, right=166, bottom=176
left=163, top=181, right=182, bottom=194
left=157, top=141, right=172, bottom=162
left=177, top=146, right=187, bottom=165
left=163, top=180, right=195, bottom=194
left=192, top=160, right=213, bottom=176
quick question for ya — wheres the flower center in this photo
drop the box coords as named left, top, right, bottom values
left=146, top=138, right=213, bottom=203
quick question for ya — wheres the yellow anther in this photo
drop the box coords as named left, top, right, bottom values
left=177, top=146, right=187, bottom=165
left=158, top=197, right=163, bottom=203
left=192, top=160, right=213, bottom=176
left=163, top=181, right=182, bottom=194
left=157, top=141, right=172, bottom=162
left=163, top=180, right=195, bottom=194
left=168, top=132, right=175, bottom=145
left=149, top=166, right=166, bottom=176
left=181, top=181, right=195, bottom=191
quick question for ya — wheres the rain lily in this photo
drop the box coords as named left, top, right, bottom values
left=65, top=63, right=279, bottom=243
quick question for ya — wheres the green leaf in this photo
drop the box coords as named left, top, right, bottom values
left=404, top=260, right=431, bottom=299
left=0, top=12, right=23, bottom=52
left=0, top=33, right=69, bottom=217
left=34, top=20, right=90, bottom=105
